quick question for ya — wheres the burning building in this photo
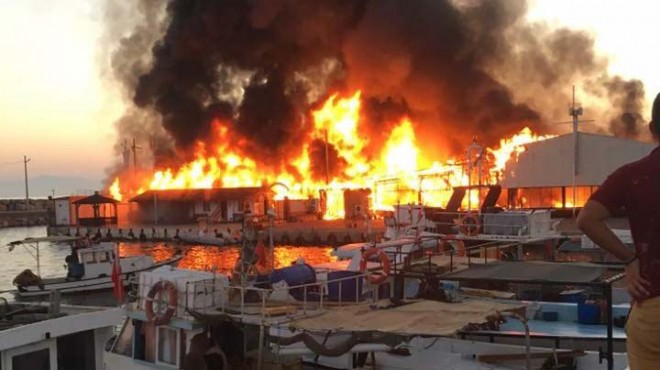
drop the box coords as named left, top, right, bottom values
left=103, top=0, right=651, bottom=220
left=129, top=187, right=270, bottom=224
left=500, top=131, right=655, bottom=209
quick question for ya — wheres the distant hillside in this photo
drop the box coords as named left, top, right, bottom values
left=0, top=175, right=102, bottom=198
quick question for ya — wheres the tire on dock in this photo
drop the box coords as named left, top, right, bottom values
left=311, top=233, right=323, bottom=245
left=294, top=233, right=307, bottom=245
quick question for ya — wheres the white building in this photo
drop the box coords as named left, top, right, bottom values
left=499, top=132, right=656, bottom=208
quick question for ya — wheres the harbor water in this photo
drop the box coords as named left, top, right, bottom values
left=0, top=226, right=335, bottom=304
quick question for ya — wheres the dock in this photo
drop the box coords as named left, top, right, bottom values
left=47, top=219, right=385, bottom=246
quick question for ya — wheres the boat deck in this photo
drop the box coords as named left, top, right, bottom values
left=467, top=319, right=626, bottom=340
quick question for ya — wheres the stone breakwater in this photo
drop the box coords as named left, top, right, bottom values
left=0, top=199, right=51, bottom=227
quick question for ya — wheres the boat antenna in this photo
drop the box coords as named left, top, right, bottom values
left=569, top=86, right=583, bottom=218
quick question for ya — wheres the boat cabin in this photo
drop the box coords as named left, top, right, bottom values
left=67, top=243, right=116, bottom=280
left=105, top=267, right=230, bottom=370
left=0, top=302, right=121, bottom=370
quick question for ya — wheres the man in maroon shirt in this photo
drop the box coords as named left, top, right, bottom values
left=578, top=92, right=660, bottom=369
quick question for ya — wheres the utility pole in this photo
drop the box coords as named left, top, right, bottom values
left=23, top=155, right=30, bottom=211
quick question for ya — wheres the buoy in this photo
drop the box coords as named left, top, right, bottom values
left=145, top=280, right=177, bottom=326
left=359, top=247, right=391, bottom=285
left=459, top=213, right=481, bottom=236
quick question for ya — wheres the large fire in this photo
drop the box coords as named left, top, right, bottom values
left=109, top=91, right=554, bottom=218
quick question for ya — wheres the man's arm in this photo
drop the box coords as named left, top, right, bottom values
left=577, top=199, right=650, bottom=298
left=576, top=200, right=634, bottom=261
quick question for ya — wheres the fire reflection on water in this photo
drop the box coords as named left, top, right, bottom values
left=119, top=242, right=335, bottom=273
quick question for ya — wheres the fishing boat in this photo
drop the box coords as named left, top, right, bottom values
left=103, top=262, right=630, bottom=370
left=102, top=213, right=631, bottom=370
left=0, top=294, right=121, bottom=370
left=7, top=236, right=183, bottom=298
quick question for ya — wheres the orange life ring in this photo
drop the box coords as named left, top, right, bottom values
left=459, top=213, right=481, bottom=236
left=145, top=280, right=177, bottom=326
left=359, top=247, right=391, bottom=285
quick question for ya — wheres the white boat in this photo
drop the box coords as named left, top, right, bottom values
left=8, top=237, right=183, bottom=298
left=333, top=205, right=445, bottom=261
left=103, top=264, right=629, bottom=370
left=0, top=297, right=122, bottom=370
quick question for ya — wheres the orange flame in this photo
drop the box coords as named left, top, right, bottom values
left=109, top=178, right=122, bottom=202
left=110, top=91, right=555, bottom=217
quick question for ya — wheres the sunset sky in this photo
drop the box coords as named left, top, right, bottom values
left=0, top=0, right=659, bottom=196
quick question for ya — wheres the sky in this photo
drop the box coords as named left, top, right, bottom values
left=0, top=0, right=659, bottom=195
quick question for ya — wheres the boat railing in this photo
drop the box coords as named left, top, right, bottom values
left=376, top=237, right=521, bottom=276
left=419, top=210, right=559, bottom=238
left=177, top=270, right=375, bottom=322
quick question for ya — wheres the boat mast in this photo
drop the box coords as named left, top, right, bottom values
left=569, top=86, right=583, bottom=217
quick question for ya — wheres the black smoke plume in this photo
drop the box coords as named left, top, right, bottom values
left=106, top=0, right=649, bottom=178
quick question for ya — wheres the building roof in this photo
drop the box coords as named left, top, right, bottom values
left=500, top=132, right=656, bottom=188
left=130, top=187, right=267, bottom=203
left=73, top=192, right=118, bottom=205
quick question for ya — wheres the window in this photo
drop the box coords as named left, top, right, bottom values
left=12, top=348, right=50, bottom=370
left=98, top=252, right=110, bottom=263
left=202, top=201, right=211, bottom=212
left=82, top=252, right=96, bottom=264
left=157, top=327, right=178, bottom=366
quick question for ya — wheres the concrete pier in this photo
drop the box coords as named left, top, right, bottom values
left=47, top=219, right=385, bottom=247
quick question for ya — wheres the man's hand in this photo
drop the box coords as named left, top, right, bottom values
left=626, top=258, right=651, bottom=299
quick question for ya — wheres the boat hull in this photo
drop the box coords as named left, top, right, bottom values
left=15, top=256, right=183, bottom=298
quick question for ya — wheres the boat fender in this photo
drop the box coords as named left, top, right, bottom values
left=145, top=280, right=177, bottom=326
left=311, top=233, right=322, bottom=245
left=294, top=233, right=306, bottom=245
left=280, top=233, right=291, bottom=245
left=359, top=247, right=391, bottom=285
left=459, top=213, right=481, bottom=236
left=326, top=233, right=337, bottom=246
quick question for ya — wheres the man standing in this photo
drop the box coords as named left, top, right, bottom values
left=577, top=92, right=660, bottom=369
